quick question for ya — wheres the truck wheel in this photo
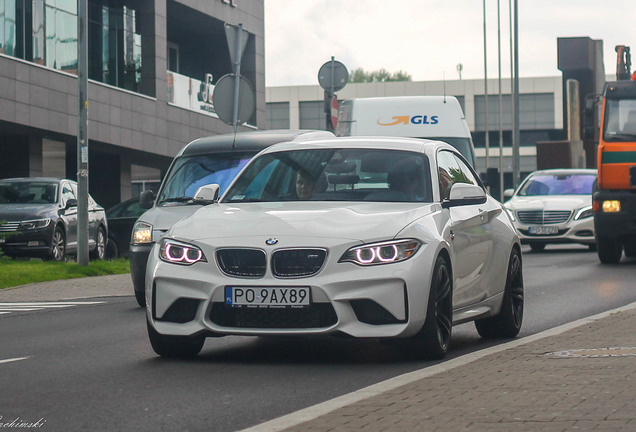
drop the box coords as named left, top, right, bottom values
left=597, top=236, right=623, bottom=264
left=623, top=236, right=636, bottom=257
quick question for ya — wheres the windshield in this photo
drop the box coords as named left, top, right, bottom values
left=157, top=153, right=254, bottom=205
left=603, top=98, right=636, bottom=141
left=0, top=181, right=58, bottom=204
left=517, top=174, right=596, bottom=196
left=223, top=148, right=432, bottom=203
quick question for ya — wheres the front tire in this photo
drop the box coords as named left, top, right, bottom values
left=147, top=320, right=205, bottom=359
left=135, top=289, right=146, bottom=308
left=412, top=255, right=453, bottom=360
left=597, top=236, right=623, bottom=264
left=475, top=247, right=524, bottom=338
left=105, top=237, right=119, bottom=260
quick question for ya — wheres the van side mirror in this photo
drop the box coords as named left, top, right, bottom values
left=193, top=184, right=220, bottom=204
left=139, top=190, right=155, bottom=209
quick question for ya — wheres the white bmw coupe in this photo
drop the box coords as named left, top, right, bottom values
left=145, top=137, right=523, bottom=359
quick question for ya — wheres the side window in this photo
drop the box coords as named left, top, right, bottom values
left=61, top=183, right=76, bottom=205
left=452, top=155, right=480, bottom=187
left=437, top=151, right=460, bottom=200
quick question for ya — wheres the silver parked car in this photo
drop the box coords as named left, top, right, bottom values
left=503, top=169, right=597, bottom=251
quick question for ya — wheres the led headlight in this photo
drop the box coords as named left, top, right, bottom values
left=574, top=205, right=594, bottom=220
left=18, top=218, right=51, bottom=230
left=159, top=238, right=207, bottom=265
left=504, top=207, right=516, bottom=222
left=339, top=239, right=421, bottom=266
left=132, top=221, right=153, bottom=244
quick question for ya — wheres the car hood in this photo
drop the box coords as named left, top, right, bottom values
left=137, top=205, right=204, bottom=231
left=169, top=202, right=436, bottom=244
left=506, top=195, right=591, bottom=211
left=0, top=204, right=57, bottom=221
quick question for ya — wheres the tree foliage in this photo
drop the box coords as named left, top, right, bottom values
left=349, top=68, right=412, bottom=83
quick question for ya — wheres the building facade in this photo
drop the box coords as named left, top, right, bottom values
left=266, top=77, right=568, bottom=190
left=0, top=0, right=264, bottom=208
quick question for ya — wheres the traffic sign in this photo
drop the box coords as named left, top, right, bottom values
left=212, top=73, right=255, bottom=125
left=318, top=58, right=348, bottom=93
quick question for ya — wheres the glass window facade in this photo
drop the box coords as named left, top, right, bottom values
left=0, top=0, right=143, bottom=93
left=474, top=93, right=555, bottom=131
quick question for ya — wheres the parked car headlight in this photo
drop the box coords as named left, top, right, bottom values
left=18, top=218, right=51, bottom=230
left=159, top=238, right=207, bottom=265
left=132, top=221, right=153, bottom=244
left=574, top=205, right=594, bottom=220
left=504, top=207, right=516, bottom=222
left=339, top=239, right=421, bottom=266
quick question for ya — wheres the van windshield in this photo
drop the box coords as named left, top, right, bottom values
left=425, top=137, right=475, bottom=167
left=157, top=152, right=254, bottom=205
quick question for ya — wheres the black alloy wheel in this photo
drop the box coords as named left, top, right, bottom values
left=414, top=255, right=453, bottom=360
left=475, top=247, right=524, bottom=338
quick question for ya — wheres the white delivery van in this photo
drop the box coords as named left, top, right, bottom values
left=336, top=96, right=476, bottom=167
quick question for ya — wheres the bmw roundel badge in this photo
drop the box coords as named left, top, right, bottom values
left=265, top=238, right=278, bottom=245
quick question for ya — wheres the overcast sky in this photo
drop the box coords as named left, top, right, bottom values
left=264, top=0, right=636, bottom=87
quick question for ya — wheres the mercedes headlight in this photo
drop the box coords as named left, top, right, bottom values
left=159, top=238, right=207, bottom=265
left=574, top=205, right=594, bottom=220
left=132, top=221, right=153, bottom=245
left=339, top=239, right=421, bottom=266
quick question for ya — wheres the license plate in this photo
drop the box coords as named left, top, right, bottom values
left=529, top=226, right=559, bottom=235
left=225, top=286, right=311, bottom=308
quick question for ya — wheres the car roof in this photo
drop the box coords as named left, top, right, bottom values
left=177, top=130, right=335, bottom=157
left=0, top=177, right=69, bottom=183
left=528, top=168, right=597, bottom=176
left=258, top=136, right=455, bottom=155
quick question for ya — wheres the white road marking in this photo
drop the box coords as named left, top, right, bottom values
left=0, top=301, right=105, bottom=315
left=0, top=357, right=29, bottom=365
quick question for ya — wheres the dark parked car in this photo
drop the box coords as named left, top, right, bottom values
left=0, top=178, right=108, bottom=261
left=104, top=197, right=146, bottom=259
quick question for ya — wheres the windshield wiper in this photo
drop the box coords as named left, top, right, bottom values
left=605, top=133, right=636, bottom=141
left=159, top=196, right=200, bottom=205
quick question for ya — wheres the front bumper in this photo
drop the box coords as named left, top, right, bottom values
left=512, top=216, right=595, bottom=245
left=593, top=191, right=636, bottom=237
left=0, top=226, right=56, bottom=257
left=146, top=241, right=440, bottom=340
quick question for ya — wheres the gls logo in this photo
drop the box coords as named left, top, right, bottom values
left=377, top=115, right=439, bottom=126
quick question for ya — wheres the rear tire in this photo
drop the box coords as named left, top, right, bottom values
left=623, top=237, right=636, bottom=257
left=48, top=226, right=66, bottom=261
left=528, top=242, right=545, bottom=252
left=90, top=227, right=106, bottom=260
left=412, top=255, right=452, bottom=360
left=105, top=237, right=119, bottom=260
left=475, top=247, right=524, bottom=338
left=147, top=319, right=205, bottom=358
left=597, top=236, right=623, bottom=264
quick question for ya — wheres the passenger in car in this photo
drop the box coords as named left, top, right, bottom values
left=295, top=169, right=317, bottom=200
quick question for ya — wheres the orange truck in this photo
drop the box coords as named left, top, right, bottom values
left=592, top=46, right=636, bottom=263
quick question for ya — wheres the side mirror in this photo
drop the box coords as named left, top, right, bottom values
left=65, top=198, right=78, bottom=209
left=139, top=190, right=155, bottom=209
left=503, top=188, right=515, bottom=200
left=442, top=183, right=487, bottom=209
left=193, top=184, right=220, bottom=204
